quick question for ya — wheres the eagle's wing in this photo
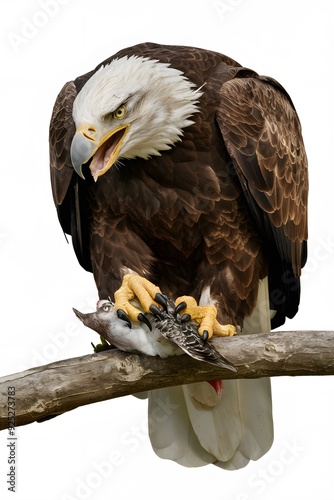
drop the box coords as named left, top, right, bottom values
left=215, top=74, right=308, bottom=326
left=49, top=81, right=76, bottom=209
left=49, top=81, right=92, bottom=271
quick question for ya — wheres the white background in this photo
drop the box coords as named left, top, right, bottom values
left=1, top=0, right=333, bottom=499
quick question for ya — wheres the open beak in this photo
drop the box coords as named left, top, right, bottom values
left=70, top=123, right=129, bottom=180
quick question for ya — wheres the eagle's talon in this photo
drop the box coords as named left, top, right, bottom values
left=201, top=330, right=209, bottom=342
left=175, top=295, right=237, bottom=339
left=113, top=273, right=164, bottom=328
left=117, top=309, right=132, bottom=328
left=149, top=304, right=165, bottom=320
left=180, top=313, right=191, bottom=323
left=175, top=301, right=187, bottom=315
left=138, top=312, right=152, bottom=331
left=155, top=293, right=169, bottom=310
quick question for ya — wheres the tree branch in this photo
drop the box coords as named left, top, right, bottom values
left=1, top=330, right=333, bottom=431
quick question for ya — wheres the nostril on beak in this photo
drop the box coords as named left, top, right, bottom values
left=83, top=127, right=97, bottom=140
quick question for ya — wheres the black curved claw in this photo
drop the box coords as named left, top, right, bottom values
left=174, top=301, right=187, bottom=315
left=138, top=312, right=152, bottom=331
left=180, top=313, right=191, bottom=323
left=117, top=309, right=132, bottom=329
left=201, top=330, right=209, bottom=342
left=154, top=293, right=169, bottom=310
left=149, top=304, right=165, bottom=320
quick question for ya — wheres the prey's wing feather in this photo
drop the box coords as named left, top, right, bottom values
left=157, top=316, right=236, bottom=372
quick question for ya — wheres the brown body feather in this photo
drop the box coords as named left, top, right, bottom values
left=49, top=42, right=308, bottom=329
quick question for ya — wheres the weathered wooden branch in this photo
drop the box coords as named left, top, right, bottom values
left=0, top=330, right=333, bottom=431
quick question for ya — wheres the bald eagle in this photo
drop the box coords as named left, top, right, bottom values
left=49, top=42, right=308, bottom=469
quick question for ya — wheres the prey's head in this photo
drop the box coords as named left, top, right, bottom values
left=73, top=300, right=115, bottom=338
left=70, top=55, right=202, bottom=181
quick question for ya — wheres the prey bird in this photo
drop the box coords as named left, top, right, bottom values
left=73, top=294, right=237, bottom=371
left=50, top=42, right=308, bottom=469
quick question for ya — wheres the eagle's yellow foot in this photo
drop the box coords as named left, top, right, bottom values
left=175, top=296, right=237, bottom=340
left=114, top=274, right=167, bottom=330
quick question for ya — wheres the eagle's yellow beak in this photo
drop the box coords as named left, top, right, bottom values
left=70, top=123, right=129, bottom=181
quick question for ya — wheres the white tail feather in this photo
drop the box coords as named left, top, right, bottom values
left=148, top=278, right=273, bottom=469
left=148, top=386, right=216, bottom=466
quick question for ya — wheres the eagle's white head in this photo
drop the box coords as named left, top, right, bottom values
left=70, top=55, right=203, bottom=180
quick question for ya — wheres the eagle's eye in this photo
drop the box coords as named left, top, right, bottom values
left=102, top=304, right=111, bottom=312
left=114, top=104, right=126, bottom=119
left=103, top=105, right=126, bottom=122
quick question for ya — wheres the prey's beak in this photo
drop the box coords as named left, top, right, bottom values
left=73, top=307, right=111, bottom=352
left=70, top=123, right=129, bottom=180
left=73, top=307, right=92, bottom=326
left=73, top=307, right=101, bottom=332
left=74, top=305, right=104, bottom=335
